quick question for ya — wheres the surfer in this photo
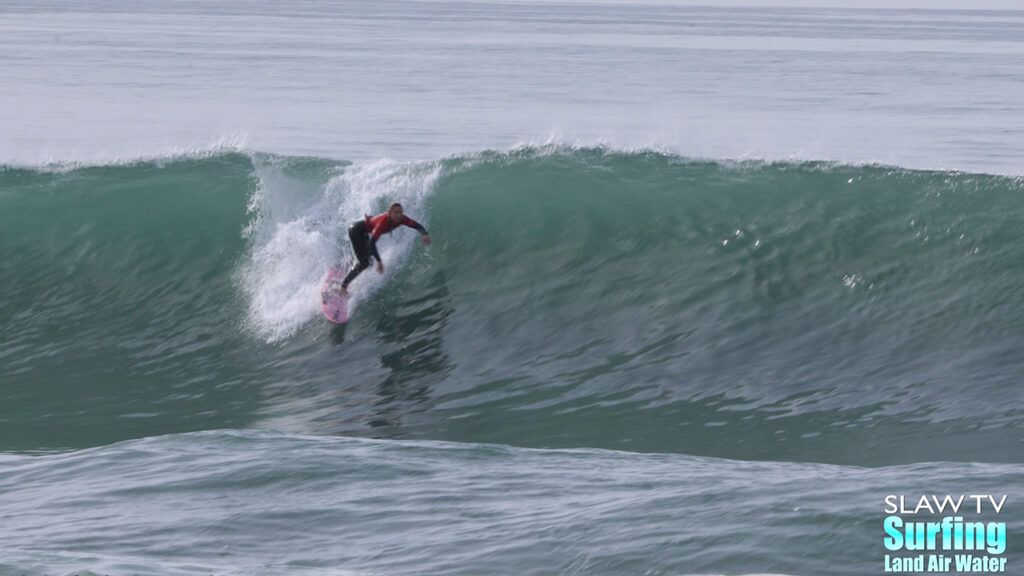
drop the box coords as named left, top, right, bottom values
left=339, top=202, right=431, bottom=295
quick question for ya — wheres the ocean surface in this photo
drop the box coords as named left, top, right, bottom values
left=2, top=2, right=1023, bottom=575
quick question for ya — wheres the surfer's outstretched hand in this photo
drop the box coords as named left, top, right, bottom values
left=422, top=233, right=432, bottom=246
left=377, top=261, right=384, bottom=274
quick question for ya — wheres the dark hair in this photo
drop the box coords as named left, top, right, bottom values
left=389, top=202, right=403, bottom=212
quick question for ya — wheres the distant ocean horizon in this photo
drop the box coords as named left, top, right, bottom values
left=3, top=1, right=1024, bottom=174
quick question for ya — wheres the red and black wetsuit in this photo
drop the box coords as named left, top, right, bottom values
left=342, top=213, right=428, bottom=288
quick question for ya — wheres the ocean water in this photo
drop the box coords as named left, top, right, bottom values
left=2, top=2, right=1023, bottom=575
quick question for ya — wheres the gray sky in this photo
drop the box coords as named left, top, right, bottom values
left=480, top=0, right=1023, bottom=8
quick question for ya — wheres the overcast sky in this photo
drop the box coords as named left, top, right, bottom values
left=480, top=0, right=1024, bottom=9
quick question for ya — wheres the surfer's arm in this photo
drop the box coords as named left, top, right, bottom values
left=368, top=236, right=382, bottom=263
left=401, top=216, right=431, bottom=244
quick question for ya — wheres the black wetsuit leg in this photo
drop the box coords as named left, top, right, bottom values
left=343, top=220, right=371, bottom=288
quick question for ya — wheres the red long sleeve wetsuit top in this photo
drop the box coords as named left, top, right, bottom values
left=366, top=213, right=425, bottom=239
left=365, top=213, right=427, bottom=261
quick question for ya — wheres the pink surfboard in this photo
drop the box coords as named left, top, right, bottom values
left=320, top=266, right=349, bottom=324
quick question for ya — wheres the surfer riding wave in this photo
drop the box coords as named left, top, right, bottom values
left=340, top=202, right=431, bottom=295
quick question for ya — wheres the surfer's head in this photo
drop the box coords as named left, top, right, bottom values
left=388, top=202, right=404, bottom=223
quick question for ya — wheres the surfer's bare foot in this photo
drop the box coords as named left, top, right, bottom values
left=337, top=286, right=349, bottom=297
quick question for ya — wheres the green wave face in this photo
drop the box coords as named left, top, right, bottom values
left=2, top=148, right=1021, bottom=464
